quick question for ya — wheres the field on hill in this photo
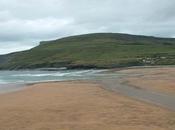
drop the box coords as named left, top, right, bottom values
left=0, top=33, right=175, bottom=69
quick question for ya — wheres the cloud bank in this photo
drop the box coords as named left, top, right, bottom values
left=0, top=0, right=175, bottom=54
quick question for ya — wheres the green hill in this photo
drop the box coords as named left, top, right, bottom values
left=0, top=33, right=175, bottom=70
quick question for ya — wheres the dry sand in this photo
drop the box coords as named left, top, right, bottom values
left=0, top=81, right=175, bottom=130
left=120, top=67, right=175, bottom=94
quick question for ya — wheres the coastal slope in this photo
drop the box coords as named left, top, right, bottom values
left=0, top=33, right=175, bottom=69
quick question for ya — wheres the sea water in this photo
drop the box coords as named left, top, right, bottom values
left=0, top=69, right=107, bottom=93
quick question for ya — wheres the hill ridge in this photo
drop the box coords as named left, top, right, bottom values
left=0, top=33, right=175, bottom=70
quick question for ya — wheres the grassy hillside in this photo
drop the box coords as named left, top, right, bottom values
left=0, top=33, right=175, bottom=70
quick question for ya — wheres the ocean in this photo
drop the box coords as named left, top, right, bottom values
left=0, top=69, right=108, bottom=93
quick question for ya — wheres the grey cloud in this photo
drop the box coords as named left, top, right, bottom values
left=0, top=0, right=175, bottom=54
left=0, top=41, right=35, bottom=54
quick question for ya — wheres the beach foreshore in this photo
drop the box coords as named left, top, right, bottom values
left=0, top=79, right=175, bottom=130
left=120, top=66, right=175, bottom=94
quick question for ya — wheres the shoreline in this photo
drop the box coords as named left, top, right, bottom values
left=0, top=66, right=175, bottom=109
left=0, top=83, right=28, bottom=95
left=0, top=80, right=87, bottom=96
left=0, top=64, right=175, bottom=72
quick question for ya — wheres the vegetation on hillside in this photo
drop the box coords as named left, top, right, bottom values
left=0, top=33, right=175, bottom=70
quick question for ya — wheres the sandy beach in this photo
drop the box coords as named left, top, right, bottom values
left=0, top=80, right=175, bottom=130
left=121, top=67, right=175, bottom=94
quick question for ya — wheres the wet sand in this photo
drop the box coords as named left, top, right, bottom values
left=0, top=81, right=175, bottom=130
left=120, top=67, right=175, bottom=94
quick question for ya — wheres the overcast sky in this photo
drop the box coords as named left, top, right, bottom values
left=0, top=0, right=175, bottom=54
